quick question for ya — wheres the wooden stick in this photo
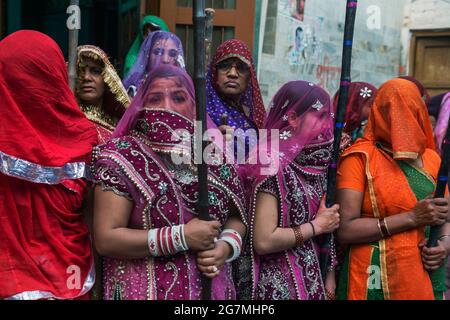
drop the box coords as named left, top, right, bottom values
left=320, top=0, right=358, bottom=281
left=427, top=115, right=450, bottom=248
left=193, top=0, right=212, bottom=301
left=68, top=0, right=80, bottom=92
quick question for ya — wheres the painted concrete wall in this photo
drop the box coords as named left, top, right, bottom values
left=258, top=0, right=407, bottom=105
left=401, top=0, right=450, bottom=74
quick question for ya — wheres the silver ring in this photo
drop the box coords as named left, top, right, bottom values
left=211, top=266, right=218, bottom=273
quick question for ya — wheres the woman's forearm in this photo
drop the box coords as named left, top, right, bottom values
left=224, top=215, right=247, bottom=238
left=438, top=222, right=450, bottom=254
left=255, top=223, right=315, bottom=255
left=95, top=228, right=149, bottom=259
left=338, top=212, right=416, bottom=244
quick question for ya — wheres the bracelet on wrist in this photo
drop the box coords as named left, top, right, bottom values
left=147, top=225, right=189, bottom=257
left=325, top=289, right=336, bottom=300
left=309, top=222, right=316, bottom=237
left=377, top=218, right=391, bottom=238
left=220, top=229, right=243, bottom=263
left=293, top=225, right=304, bottom=247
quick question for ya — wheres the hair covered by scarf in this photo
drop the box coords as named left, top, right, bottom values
left=435, top=92, right=450, bottom=154
left=242, top=80, right=334, bottom=183
left=207, top=39, right=266, bottom=129
left=77, top=45, right=130, bottom=121
left=399, top=76, right=431, bottom=105
left=123, top=31, right=185, bottom=96
left=0, top=30, right=96, bottom=300
left=0, top=30, right=98, bottom=168
left=114, top=64, right=195, bottom=138
left=124, top=15, right=170, bottom=77
left=362, top=78, right=435, bottom=159
left=333, top=82, right=378, bottom=134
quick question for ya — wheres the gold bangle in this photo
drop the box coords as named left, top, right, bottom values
left=383, top=218, right=391, bottom=236
left=325, top=289, right=336, bottom=300
left=293, top=225, right=304, bottom=247
left=377, top=219, right=385, bottom=238
left=379, top=218, right=390, bottom=237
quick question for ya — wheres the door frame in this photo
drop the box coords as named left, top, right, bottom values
left=159, top=0, right=256, bottom=51
left=409, top=29, right=450, bottom=77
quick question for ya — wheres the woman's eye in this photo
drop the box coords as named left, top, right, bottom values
left=92, top=68, right=102, bottom=75
left=147, top=95, right=162, bottom=104
left=173, top=94, right=186, bottom=103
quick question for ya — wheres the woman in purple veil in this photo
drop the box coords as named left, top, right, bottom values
left=242, top=81, right=340, bottom=300
left=434, top=92, right=450, bottom=155
left=123, top=31, right=185, bottom=98
left=93, top=65, right=247, bottom=300
left=206, top=40, right=266, bottom=162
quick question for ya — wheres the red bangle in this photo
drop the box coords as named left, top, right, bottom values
left=156, top=228, right=165, bottom=255
left=166, top=227, right=175, bottom=255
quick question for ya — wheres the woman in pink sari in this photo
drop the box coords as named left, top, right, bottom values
left=92, top=65, right=247, bottom=300
left=243, top=81, right=340, bottom=300
left=434, top=93, right=450, bottom=155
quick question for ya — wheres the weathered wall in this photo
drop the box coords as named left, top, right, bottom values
left=258, top=0, right=407, bottom=104
left=401, top=0, right=450, bottom=74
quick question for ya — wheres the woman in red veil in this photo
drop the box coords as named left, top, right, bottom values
left=0, top=31, right=98, bottom=300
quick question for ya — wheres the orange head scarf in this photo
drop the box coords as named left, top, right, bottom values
left=363, top=78, right=435, bottom=160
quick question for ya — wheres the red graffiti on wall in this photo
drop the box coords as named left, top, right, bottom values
left=316, top=56, right=342, bottom=92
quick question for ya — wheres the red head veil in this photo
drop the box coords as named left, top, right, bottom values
left=0, top=30, right=97, bottom=181
left=0, top=31, right=97, bottom=300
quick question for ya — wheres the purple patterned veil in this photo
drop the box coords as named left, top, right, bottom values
left=242, top=81, right=334, bottom=182
left=123, top=31, right=185, bottom=96
left=243, top=81, right=335, bottom=299
left=114, top=64, right=195, bottom=138
left=435, top=92, right=450, bottom=154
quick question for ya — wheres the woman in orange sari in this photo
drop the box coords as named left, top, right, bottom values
left=336, top=78, right=450, bottom=300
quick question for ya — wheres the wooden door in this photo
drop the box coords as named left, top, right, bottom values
left=159, top=0, right=256, bottom=75
left=410, top=31, right=450, bottom=96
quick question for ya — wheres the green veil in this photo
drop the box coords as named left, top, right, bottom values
left=123, top=15, right=170, bottom=77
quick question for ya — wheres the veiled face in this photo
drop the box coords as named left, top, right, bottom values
left=150, top=39, right=179, bottom=68
left=144, top=77, right=194, bottom=119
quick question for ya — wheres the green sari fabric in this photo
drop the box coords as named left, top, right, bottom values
left=123, top=16, right=170, bottom=77
left=398, top=161, right=446, bottom=300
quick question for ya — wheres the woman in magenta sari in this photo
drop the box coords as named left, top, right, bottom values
left=434, top=93, right=450, bottom=155
left=244, top=81, right=340, bottom=300
left=92, top=65, right=247, bottom=300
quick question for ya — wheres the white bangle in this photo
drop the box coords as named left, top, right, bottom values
left=220, top=229, right=243, bottom=263
left=180, top=224, right=189, bottom=251
left=148, top=229, right=160, bottom=257
left=148, top=225, right=190, bottom=258
left=221, top=237, right=241, bottom=263
left=221, top=229, right=243, bottom=247
left=159, top=227, right=168, bottom=256
left=172, top=225, right=189, bottom=252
